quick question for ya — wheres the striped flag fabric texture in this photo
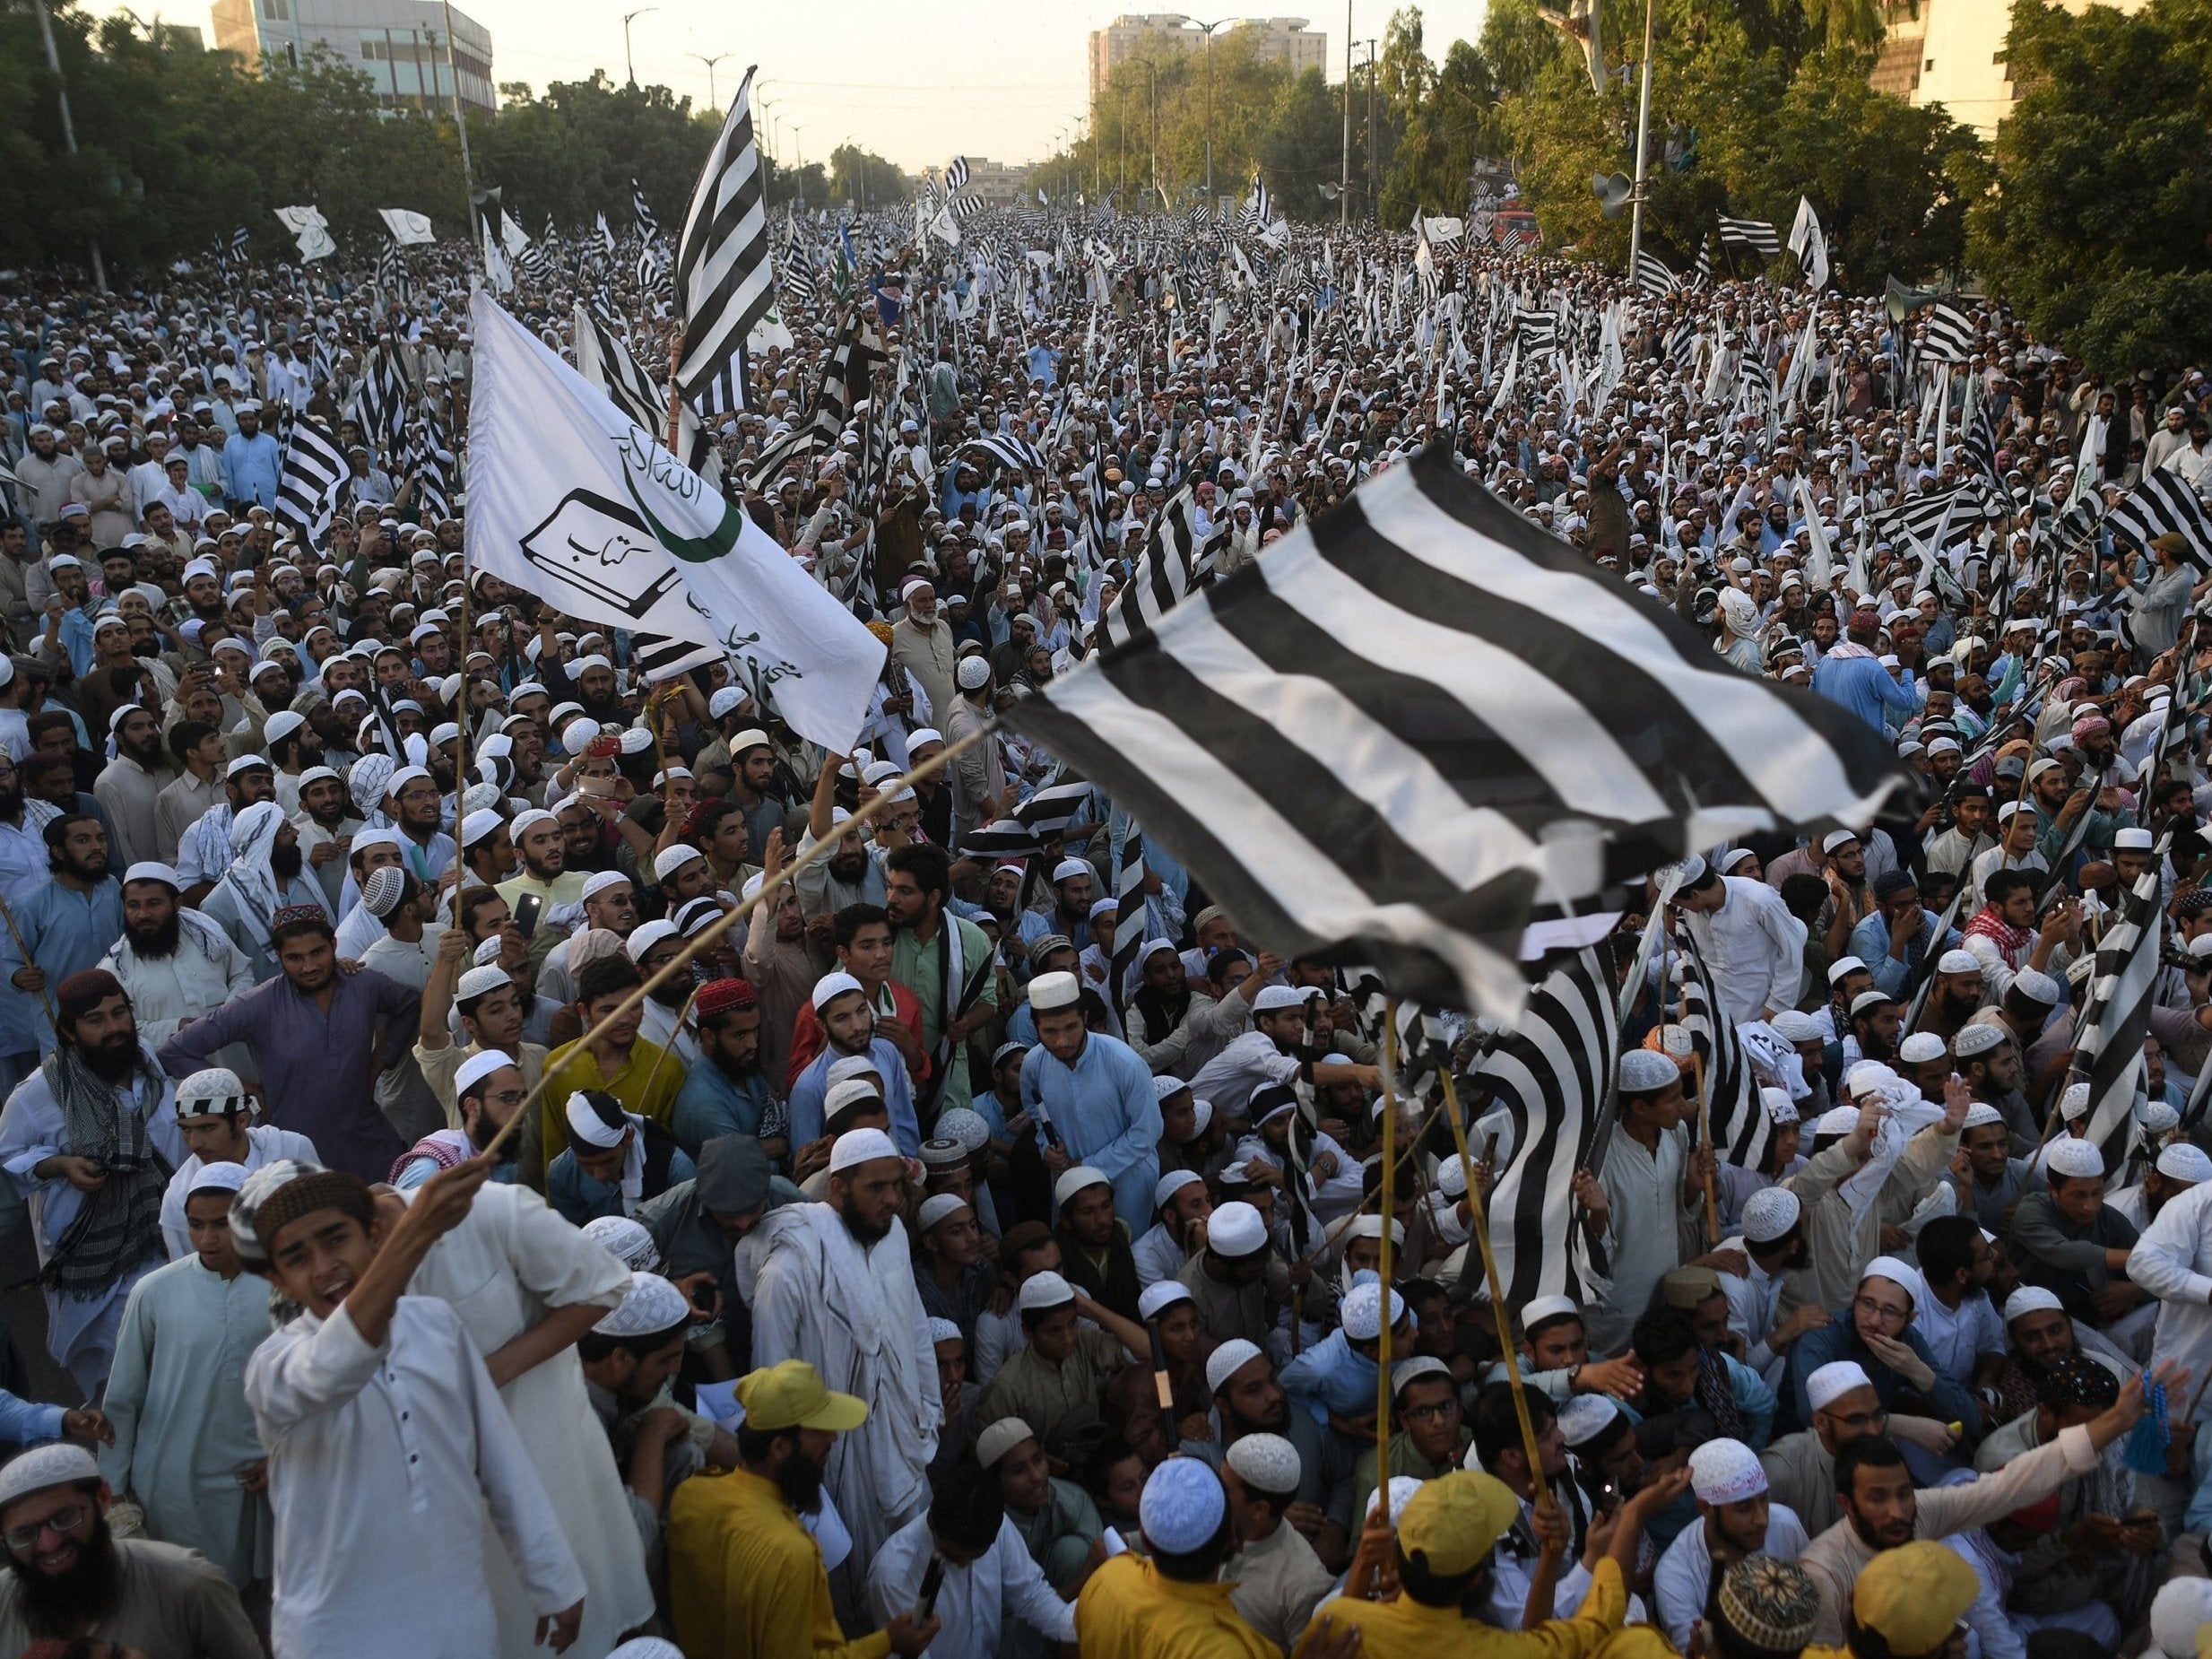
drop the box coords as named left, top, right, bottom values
left=962, top=431, right=1045, bottom=476
left=1669, top=934, right=1768, bottom=1173
left=1716, top=214, right=1781, bottom=258
left=1916, top=302, right=1977, bottom=365
left=570, top=304, right=715, bottom=477
left=1003, top=441, right=1906, bottom=1016
left=2106, top=468, right=2212, bottom=570
left=2066, top=870, right=2164, bottom=1161
left=632, top=178, right=661, bottom=245
left=944, top=155, right=971, bottom=195
left=1098, top=489, right=1229, bottom=651
left=1633, top=249, right=1675, bottom=296
left=1472, top=946, right=1618, bottom=1307
left=742, top=303, right=884, bottom=491
left=675, top=65, right=774, bottom=414
left=273, top=414, right=346, bottom=544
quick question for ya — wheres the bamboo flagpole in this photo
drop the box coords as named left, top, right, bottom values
left=1375, top=1005, right=1401, bottom=1460
left=1692, top=1051, right=1720, bottom=1247
left=0, top=890, right=57, bottom=1033
left=1438, top=1066, right=1557, bottom=1519
left=477, top=724, right=993, bottom=1161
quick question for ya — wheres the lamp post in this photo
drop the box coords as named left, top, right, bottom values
left=1627, top=0, right=1658, bottom=275
left=437, top=0, right=476, bottom=231
left=620, top=6, right=655, bottom=87
left=30, top=0, right=104, bottom=289
left=1193, top=16, right=1227, bottom=210
left=689, top=51, right=728, bottom=109
left=1340, top=0, right=1352, bottom=228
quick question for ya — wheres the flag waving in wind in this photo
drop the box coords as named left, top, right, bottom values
left=464, top=291, right=882, bottom=751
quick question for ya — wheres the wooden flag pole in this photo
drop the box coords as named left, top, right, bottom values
left=453, top=560, right=473, bottom=800
left=0, top=890, right=57, bottom=1033
left=635, top=978, right=704, bottom=1107
left=1376, top=1005, right=1401, bottom=1459
left=477, top=725, right=991, bottom=1162
left=664, top=327, right=686, bottom=453
left=1439, top=1066, right=1557, bottom=1519
left=1693, top=1051, right=1720, bottom=1248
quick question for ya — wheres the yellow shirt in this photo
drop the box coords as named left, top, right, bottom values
left=539, top=1036, right=681, bottom=1162
left=1076, top=1554, right=1276, bottom=1659
left=668, top=1466, right=891, bottom=1659
left=495, top=869, right=588, bottom=910
left=1293, top=1557, right=1629, bottom=1659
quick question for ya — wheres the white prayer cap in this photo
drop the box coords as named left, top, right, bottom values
left=455, top=965, right=511, bottom=1003
left=176, top=1066, right=248, bottom=1118
left=1391, top=1356, right=1452, bottom=1399
left=561, top=717, right=601, bottom=754
left=1027, top=970, right=1080, bottom=1012
left=811, top=970, right=865, bottom=1011
left=125, top=853, right=186, bottom=884
left=224, top=751, right=272, bottom=781
left=1689, top=1438, right=1768, bottom=1505
left=1953, top=1023, right=2005, bottom=1059
left=1806, top=1360, right=1874, bottom=1411
left=1861, top=1255, right=1924, bottom=1308
left=186, top=1160, right=250, bottom=1197
left=1206, top=1338, right=1266, bottom=1395
left=1225, top=1431, right=1302, bottom=1493
left=509, top=807, right=557, bottom=838
left=566, top=1090, right=629, bottom=1149
left=607, top=1640, right=687, bottom=1659
left=1520, top=1293, right=1580, bottom=1332
left=458, top=808, right=503, bottom=848
left=825, top=1079, right=884, bottom=1122
left=1961, top=1102, right=2005, bottom=1131
left=625, top=919, right=680, bottom=964
left=1342, top=1213, right=1405, bottom=1246
left=1141, top=1457, right=1227, bottom=1552
left=2161, top=1143, right=2212, bottom=1184
left=1155, top=1168, right=1203, bottom=1209
left=1897, top=1033, right=1947, bottom=1064
left=925, top=1316, right=964, bottom=1347
left=2140, top=1100, right=2182, bottom=1134
left=454, top=1049, right=517, bottom=1098
left=264, top=709, right=307, bottom=748
left=1206, top=1200, right=1268, bottom=1258
left=1368, top=1475, right=1423, bottom=1524
left=1937, top=950, right=1981, bottom=977
left=1820, top=829, right=1861, bottom=854
left=1252, top=985, right=1316, bottom=1014
left=2005, top=1286, right=2065, bottom=1323
left=2011, top=969, right=2062, bottom=1006
left=0, top=1444, right=101, bottom=1514
left=581, top=1216, right=660, bottom=1272
left=1675, top=854, right=1708, bottom=885
left=1557, top=1394, right=1620, bottom=1448
left=1340, top=1281, right=1405, bottom=1342
left=581, top=870, right=631, bottom=901
left=1017, top=1271, right=1076, bottom=1314
left=917, top=1194, right=970, bottom=1231
left=976, top=1418, right=1036, bottom=1469
left=1826, top=956, right=1870, bottom=984
left=386, top=764, right=431, bottom=795
left=1849, top=990, right=1895, bottom=1019
left=1619, top=1049, right=1679, bottom=1092
left=1050, top=857, right=1091, bottom=884
left=826, top=1055, right=881, bottom=1088
left=652, top=846, right=705, bottom=885
left=1742, top=1186, right=1801, bottom=1244
left=956, top=655, right=992, bottom=690
left=936, top=1107, right=990, bottom=1152
left=2047, top=1137, right=2104, bottom=1178
left=1815, top=1105, right=1861, bottom=1137
left=1054, top=1165, right=1110, bottom=1209
left=1771, top=1010, right=1824, bottom=1044
left=593, top=1271, right=690, bottom=1338
left=2116, top=826, right=2156, bottom=851
left=1761, top=1087, right=1800, bottom=1125
left=2150, top=1577, right=2212, bottom=1659
left=828, top=1126, right=900, bottom=1175
left=1139, top=1281, right=1193, bottom=1321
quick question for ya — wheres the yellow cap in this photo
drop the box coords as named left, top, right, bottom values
left=1852, top=1541, right=1978, bottom=1654
left=735, top=1360, right=869, bottom=1433
left=1394, top=1470, right=1522, bottom=1576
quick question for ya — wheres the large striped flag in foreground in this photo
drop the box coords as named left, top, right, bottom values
left=1003, top=442, right=1906, bottom=1017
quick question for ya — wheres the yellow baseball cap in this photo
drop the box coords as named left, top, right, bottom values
left=1852, top=1541, right=1978, bottom=1655
left=1394, top=1471, right=1522, bottom=1576
left=736, top=1360, right=869, bottom=1433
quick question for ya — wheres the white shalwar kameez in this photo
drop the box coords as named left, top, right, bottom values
left=403, top=1181, right=653, bottom=1659
left=246, top=1294, right=586, bottom=1659
left=161, top=1124, right=323, bottom=1259
left=2126, top=1177, right=2212, bottom=1386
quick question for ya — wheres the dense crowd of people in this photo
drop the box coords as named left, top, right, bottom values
left=1, top=185, right=2211, bottom=1659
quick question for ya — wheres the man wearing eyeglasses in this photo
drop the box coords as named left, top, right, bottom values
left=1761, top=1358, right=1960, bottom=1535
left=0, top=1441, right=259, bottom=1657
left=1783, top=1257, right=1984, bottom=1441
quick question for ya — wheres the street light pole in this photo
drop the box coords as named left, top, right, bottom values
left=30, top=0, right=104, bottom=290
left=689, top=51, right=728, bottom=110
left=1194, top=17, right=1227, bottom=210
left=620, top=6, right=655, bottom=87
left=1340, top=0, right=1352, bottom=228
left=1627, top=0, right=1657, bottom=275
left=438, top=0, right=475, bottom=230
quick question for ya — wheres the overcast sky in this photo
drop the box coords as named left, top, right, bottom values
left=118, top=1, right=1496, bottom=170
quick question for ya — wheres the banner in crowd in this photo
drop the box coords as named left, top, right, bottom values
left=463, top=291, right=884, bottom=751
left=377, top=208, right=436, bottom=246
left=273, top=205, right=336, bottom=262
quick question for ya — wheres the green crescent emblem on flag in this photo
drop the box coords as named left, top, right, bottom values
left=613, top=427, right=742, bottom=566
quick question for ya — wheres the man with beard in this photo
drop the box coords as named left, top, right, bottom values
left=670, top=977, right=784, bottom=1159
left=393, top=1047, right=529, bottom=1190
left=155, top=1065, right=318, bottom=1260
left=797, top=764, right=889, bottom=918
left=418, top=929, right=548, bottom=1157
left=1798, top=1365, right=2164, bottom=1646
left=498, top=807, right=582, bottom=910
left=1910, top=949, right=1991, bottom=1047
left=1720, top=1187, right=1831, bottom=1388
left=787, top=971, right=921, bottom=1155
left=160, top=907, right=419, bottom=1183
left=291, top=764, right=361, bottom=913
left=1125, top=938, right=1256, bottom=1081
left=454, top=807, right=519, bottom=899
left=1188, top=1339, right=1354, bottom=1571
left=0, top=1442, right=260, bottom=1655
left=1960, top=871, right=2078, bottom=1008
left=1655, top=1440, right=1815, bottom=1647
left=1, top=814, right=124, bottom=1063
left=199, top=801, right=330, bottom=983
left=385, top=764, right=456, bottom=887
left=889, top=575, right=958, bottom=722
left=262, top=708, right=320, bottom=815
left=0, top=968, right=187, bottom=1391
left=670, top=1358, right=939, bottom=1657
left=100, top=860, right=254, bottom=1053
left=887, top=843, right=996, bottom=1119
left=749, top=1126, right=942, bottom=1564
left=176, top=751, right=277, bottom=902
left=91, top=704, right=178, bottom=868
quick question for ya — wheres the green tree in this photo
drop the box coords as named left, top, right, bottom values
left=1383, top=39, right=1505, bottom=222
left=1966, top=0, right=2212, bottom=373
left=827, top=144, right=907, bottom=211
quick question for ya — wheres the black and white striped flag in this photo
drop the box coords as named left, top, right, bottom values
left=2066, top=870, right=2164, bottom=1162
left=345, top=345, right=410, bottom=456
left=962, top=431, right=1045, bottom=476
left=1004, top=443, right=1906, bottom=1016
left=675, top=65, right=775, bottom=415
left=2107, top=468, right=2212, bottom=570
left=742, top=302, right=884, bottom=491
left=1098, top=489, right=1228, bottom=650
left=783, top=213, right=817, bottom=308
left=944, top=155, right=971, bottom=196
left=1245, top=173, right=1272, bottom=228
left=1633, top=249, right=1675, bottom=296
left=571, top=304, right=715, bottom=476
left=1670, top=933, right=1768, bottom=1172
left=273, top=414, right=346, bottom=545
left=376, top=237, right=412, bottom=306
left=230, top=225, right=251, bottom=259
left=1716, top=214, right=1781, bottom=258
left=1917, top=302, right=1977, bottom=365
left=632, top=178, right=661, bottom=246
left=1111, top=827, right=1148, bottom=1016
left=1694, top=235, right=1713, bottom=284
left=951, top=194, right=987, bottom=224
left=1475, top=946, right=1617, bottom=1307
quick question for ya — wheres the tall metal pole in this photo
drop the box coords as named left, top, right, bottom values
left=689, top=51, right=727, bottom=110
left=30, top=0, right=104, bottom=291
left=438, top=0, right=476, bottom=231
left=1195, top=19, right=1226, bottom=210
left=620, top=6, right=655, bottom=87
left=1366, top=37, right=1376, bottom=219
left=1627, top=0, right=1656, bottom=275
left=1340, top=0, right=1351, bottom=227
